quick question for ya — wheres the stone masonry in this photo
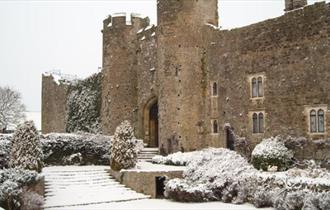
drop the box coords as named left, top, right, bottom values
left=42, top=0, right=330, bottom=155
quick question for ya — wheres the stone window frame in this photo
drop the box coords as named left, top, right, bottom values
left=211, top=119, right=219, bottom=135
left=305, top=105, right=327, bottom=135
left=249, top=111, right=266, bottom=134
left=211, top=81, right=218, bottom=97
left=248, top=73, right=265, bottom=100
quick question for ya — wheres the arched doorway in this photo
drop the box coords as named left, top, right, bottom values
left=143, top=98, right=159, bottom=147
left=225, top=126, right=235, bottom=151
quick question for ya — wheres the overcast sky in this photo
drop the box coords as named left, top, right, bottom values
left=0, top=0, right=327, bottom=112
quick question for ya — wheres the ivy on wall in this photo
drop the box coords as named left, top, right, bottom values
left=65, top=73, right=102, bottom=134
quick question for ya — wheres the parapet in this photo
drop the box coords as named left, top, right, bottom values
left=103, top=13, right=150, bottom=32
left=43, top=70, right=78, bottom=86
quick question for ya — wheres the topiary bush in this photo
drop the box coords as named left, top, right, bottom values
left=251, top=136, right=293, bottom=171
left=110, top=121, right=138, bottom=171
left=9, top=121, right=43, bottom=173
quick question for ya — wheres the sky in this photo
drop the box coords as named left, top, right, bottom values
left=0, top=0, right=328, bottom=112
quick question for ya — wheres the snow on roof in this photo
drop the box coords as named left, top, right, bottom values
left=205, top=23, right=220, bottom=30
left=112, top=12, right=126, bottom=17
left=43, top=70, right=78, bottom=85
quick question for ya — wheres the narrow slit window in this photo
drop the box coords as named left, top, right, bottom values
left=213, top=120, right=218, bottom=134
left=212, top=82, right=218, bottom=96
left=318, top=109, right=325, bottom=133
left=310, top=110, right=317, bottom=133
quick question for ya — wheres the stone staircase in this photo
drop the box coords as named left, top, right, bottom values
left=42, top=166, right=150, bottom=209
left=138, top=147, right=159, bottom=162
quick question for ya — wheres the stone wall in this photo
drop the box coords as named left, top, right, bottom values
left=110, top=168, right=183, bottom=198
left=205, top=2, right=330, bottom=148
left=41, top=74, right=69, bottom=134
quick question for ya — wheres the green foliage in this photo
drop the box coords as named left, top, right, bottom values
left=65, top=73, right=102, bottom=134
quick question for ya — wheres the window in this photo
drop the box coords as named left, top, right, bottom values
left=309, top=109, right=325, bottom=133
left=252, top=78, right=257, bottom=98
left=318, top=110, right=325, bottom=132
left=251, top=76, right=264, bottom=98
left=252, top=112, right=265, bottom=134
left=212, top=82, right=218, bottom=96
left=310, top=110, right=317, bottom=133
left=212, top=120, right=219, bottom=134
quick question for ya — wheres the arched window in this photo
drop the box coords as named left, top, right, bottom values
left=257, top=77, right=263, bottom=97
left=253, top=113, right=258, bottom=133
left=318, top=109, right=325, bottom=133
left=212, top=82, right=218, bottom=96
left=252, top=78, right=258, bottom=98
left=310, top=110, right=317, bottom=133
left=213, top=120, right=218, bottom=134
left=259, top=113, right=264, bottom=133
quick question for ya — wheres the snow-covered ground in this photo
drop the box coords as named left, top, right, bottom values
left=43, top=166, right=272, bottom=210
left=52, top=199, right=273, bottom=210
left=43, top=166, right=149, bottom=209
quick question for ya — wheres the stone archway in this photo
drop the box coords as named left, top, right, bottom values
left=143, top=98, right=159, bottom=147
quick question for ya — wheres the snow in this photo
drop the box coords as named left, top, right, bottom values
left=205, top=23, right=220, bottom=30
left=49, top=199, right=273, bottom=210
left=43, top=71, right=78, bottom=85
left=112, top=12, right=126, bottom=17
left=140, top=36, right=146, bottom=41
left=145, top=24, right=153, bottom=31
left=122, top=161, right=185, bottom=172
left=252, top=136, right=293, bottom=159
left=42, top=166, right=150, bottom=209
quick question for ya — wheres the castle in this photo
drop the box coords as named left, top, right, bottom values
left=42, top=0, right=330, bottom=154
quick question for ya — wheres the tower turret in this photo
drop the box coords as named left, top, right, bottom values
left=157, top=0, right=218, bottom=153
left=101, top=13, right=149, bottom=134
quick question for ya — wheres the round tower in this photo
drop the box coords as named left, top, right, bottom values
left=101, top=13, right=149, bottom=135
left=157, top=0, right=218, bottom=153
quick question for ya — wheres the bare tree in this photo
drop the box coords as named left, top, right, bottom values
left=0, top=86, right=25, bottom=133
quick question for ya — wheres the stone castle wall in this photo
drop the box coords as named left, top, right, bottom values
left=41, top=74, right=69, bottom=133
left=42, top=1, right=330, bottom=156
left=205, top=2, right=330, bottom=148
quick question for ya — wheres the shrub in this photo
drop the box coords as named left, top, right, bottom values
left=251, top=136, right=293, bottom=171
left=41, top=133, right=111, bottom=166
left=0, top=168, right=39, bottom=210
left=110, top=121, right=138, bottom=171
left=9, top=121, right=43, bottom=172
left=0, top=136, right=11, bottom=169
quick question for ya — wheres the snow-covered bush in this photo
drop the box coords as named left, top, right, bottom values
left=41, top=133, right=111, bottom=166
left=110, top=121, right=138, bottom=171
left=164, top=148, right=330, bottom=210
left=252, top=136, right=293, bottom=171
left=0, top=168, right=40, bottom=210
left=66, top=73, right=101, bottom=134
left=165, top=148, right=256, bottom=202
left=0, top=135, right=11, bottom=169
left=10, top=121, right=43, bottom=172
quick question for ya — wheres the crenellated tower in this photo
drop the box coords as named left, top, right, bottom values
left=101, top=13, right=150, bottom=135
left=157, top=0, right=218, bottom=153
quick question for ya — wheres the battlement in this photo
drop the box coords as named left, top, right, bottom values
left=103, top=13, right=150, bottom=32
left=137, top=24, right=157, bottom=41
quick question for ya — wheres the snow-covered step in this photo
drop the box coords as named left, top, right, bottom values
left=138, top=147, right=159, bottom=162
left=42, top=166, right=150, bottom=209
